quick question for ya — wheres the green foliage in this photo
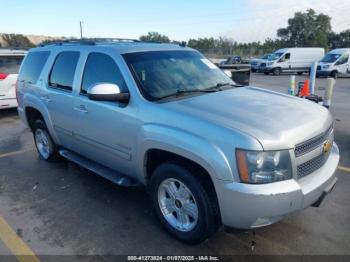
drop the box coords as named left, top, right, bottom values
left=328, top=30, right=350, bottom=49
left=1, top=34, right=35, bottom=48
left=139, top=32, right=170, bottom=43
left=277, top=9, right=332, bottom=48
left=186, top=9, right=348, bottom=58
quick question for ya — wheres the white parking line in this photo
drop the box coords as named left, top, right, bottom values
left=0, top=148, right=35, bottom=159
left=338, top=166, right=350, bottom=173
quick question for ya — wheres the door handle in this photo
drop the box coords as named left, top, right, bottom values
left=40, top=95, right=51, bottom=103
left=74, top=105, right=88, bottom=114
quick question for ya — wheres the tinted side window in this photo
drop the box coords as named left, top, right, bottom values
left=81, top=53, right=126, bottom=94
left=49, top=51, right=80, bottom=91
left=18, top=51, right=50, bottom=83
left=0, top=56, right=25, bottom=74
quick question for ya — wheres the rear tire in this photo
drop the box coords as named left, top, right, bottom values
left=297, top=72, right=303, bottom=75
left=272, top=68, right=281, bottom=76
left=149, top=162, right=219, bottom=244
left=33, top=119, right=61, bottom=162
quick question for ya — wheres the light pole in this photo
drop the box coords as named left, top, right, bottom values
left=80, top=21, right=83, bottom=39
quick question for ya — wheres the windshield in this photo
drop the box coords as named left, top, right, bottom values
left=268, top=52, right=284, bottom=61
left=123, top=51, right=235, bottom=101
left=321, top=53, right=342, bottom=63
left=261, top=54, right=271, bottom=60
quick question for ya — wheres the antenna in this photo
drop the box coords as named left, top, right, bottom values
left=79, top=21, right=83, bottom=39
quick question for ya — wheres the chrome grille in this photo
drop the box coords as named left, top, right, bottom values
left=297, top=152, right=330, bottom=178
left=295, top=125, right=333, bottom=157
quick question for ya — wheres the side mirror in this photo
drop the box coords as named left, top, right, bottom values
left=223, top=70, right=232, bottom=78
left=87, top=83, right=129, bottom=103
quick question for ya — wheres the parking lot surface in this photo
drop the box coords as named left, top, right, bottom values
left=0, top=74, right=349, bottom=259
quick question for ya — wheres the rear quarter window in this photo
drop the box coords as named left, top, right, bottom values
left=0, top=56, right=25, bottom=74
left=19, top=51, right=50, bottom=83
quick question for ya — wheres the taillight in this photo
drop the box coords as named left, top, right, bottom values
left=0, top=73, right=9, bottom=80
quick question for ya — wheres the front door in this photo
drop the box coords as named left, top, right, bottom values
left=336, top=53, right=350, bottom=76
left=72, top=52, right=138, bottom=176
left=277, top=53, right=291, bottom=71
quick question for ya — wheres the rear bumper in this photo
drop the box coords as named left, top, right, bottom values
left=0, top=98, right=17, bottom=109
left=216, top=143, right=339, bottom=229
left=260, top=67, right=272, bottom=73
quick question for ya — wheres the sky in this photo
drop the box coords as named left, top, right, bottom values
left=1, top=0, right=350, bottom=43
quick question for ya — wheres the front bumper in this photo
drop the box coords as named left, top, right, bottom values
left=317, top=70, right=332, bottom=77
left=216, top=142, right=339, bottom=229
left=260, top=67, right=272, bottom=73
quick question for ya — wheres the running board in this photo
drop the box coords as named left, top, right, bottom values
left=59, top=149, right=142, bottom=187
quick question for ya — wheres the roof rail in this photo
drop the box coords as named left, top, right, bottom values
left=40, top=38, right=140, bottom=47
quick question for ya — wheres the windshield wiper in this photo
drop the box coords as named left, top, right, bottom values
left=156, top=88, right=212, bottom=101
left=205, top=82, right=243, bottom=92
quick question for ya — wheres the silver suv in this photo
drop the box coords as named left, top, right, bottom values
left=17, top=39, right=339, bottom=244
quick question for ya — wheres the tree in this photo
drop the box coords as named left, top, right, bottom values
left=139, top=32, right=170, bottom=43
left=277, top=9, right=331, bottom=48
left=328, top=30, right=350, bottom=49
left=1, top=34, right=35, bottom=48
left=188, top=37, right=216, bottom=50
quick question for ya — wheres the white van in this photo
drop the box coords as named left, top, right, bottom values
left=0, top=49, right=27, bottom=109
left=317, top=48, right=350, bottom=78
left=260, top=48, right=325, bottom=75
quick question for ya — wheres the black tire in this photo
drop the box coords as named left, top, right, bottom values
left=263, top=72, right=269, bottom=75
left=272, top=68, right=281, bottom=76
left=32, top=119, right=61, bottom=162
left=330, top=71, right=338, bottom=79
left=297, top=72, right=303, bottom=75
left=149, top=162, right=219, bottom=244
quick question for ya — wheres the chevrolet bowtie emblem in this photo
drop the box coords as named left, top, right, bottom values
left=323, top=140, right=332, bottom=154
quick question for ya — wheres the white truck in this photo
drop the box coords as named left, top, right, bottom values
left=0, top=49, right=27, bottom=109
left=317, top=48, right=350, bottom=78
left=260, top=48, right=325, bottom=75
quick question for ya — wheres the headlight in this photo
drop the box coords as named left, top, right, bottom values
left=323, top=65, right=330, bottom=69
left=267, top=62, right=274, bottom=66
left=236, top=149, right=292, bottom=184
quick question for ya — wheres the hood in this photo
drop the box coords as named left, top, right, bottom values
left=161, top=87, right=333, bottom=150
left=250, top=58, right=263, bottom=64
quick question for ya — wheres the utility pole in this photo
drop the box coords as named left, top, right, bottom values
left=79, top=21, right=83, bottom=39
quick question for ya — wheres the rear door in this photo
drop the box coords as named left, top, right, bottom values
left=0, top=55, right=25, bottom=108
left=43, top=51, right=80, bottom=148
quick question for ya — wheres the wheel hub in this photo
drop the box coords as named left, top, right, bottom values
left=175, top=199, right=182, bottom=209
left=158, top=178, right=198, bottom=232
left=35, top=129, right=51, bottom=159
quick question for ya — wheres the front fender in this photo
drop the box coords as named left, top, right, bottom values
left=136, top=123, right=233, bottom=184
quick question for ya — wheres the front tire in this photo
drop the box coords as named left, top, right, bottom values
left=33, top=119, right=60, bottom=161
left=330, top=71, right=338, bottom=78
left=149, top=162, right=219, bottom=244
left=272, top=67, right=281, bottom=75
